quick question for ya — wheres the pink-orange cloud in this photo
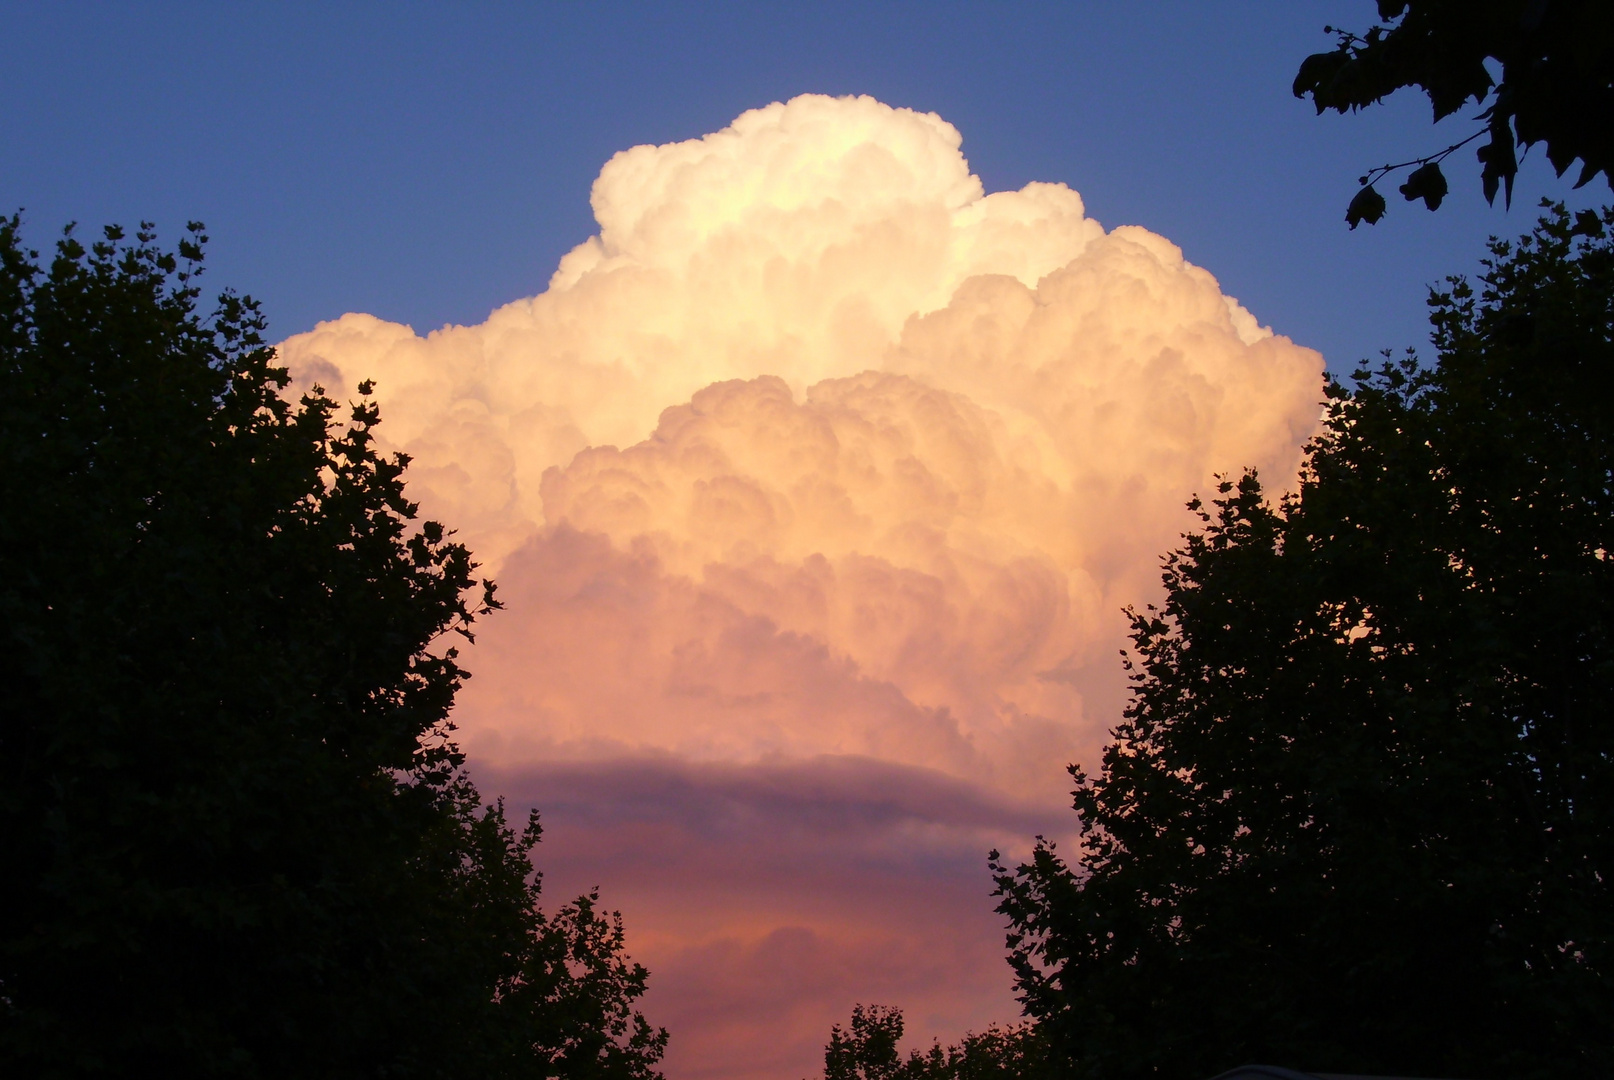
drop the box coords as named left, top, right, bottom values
left=275, top=93, right=1326, bottom=1080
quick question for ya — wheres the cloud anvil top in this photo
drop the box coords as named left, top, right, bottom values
left=277, top=93, right=1325, bottom=1080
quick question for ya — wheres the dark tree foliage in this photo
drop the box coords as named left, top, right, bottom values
left=815, top=1005, right=1047, bottom=1080
left=992, top=204, right=1614, bottom=1080
left=1293, top=1, right=1613, bottom=227
left=0, top=219, right=667, bottom=1079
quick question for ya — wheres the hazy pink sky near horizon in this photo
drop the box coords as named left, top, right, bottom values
left=278, top=95, right=1325, bottom=1080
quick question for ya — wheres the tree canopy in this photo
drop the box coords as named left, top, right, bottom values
left=991, top=203, right=1614, bottom=1079
left=0, top=219, right=666, bottom=1079
left=813, top=1005, right=1045, bottom=1080
left=1293, top=1, right=1614, bottom=227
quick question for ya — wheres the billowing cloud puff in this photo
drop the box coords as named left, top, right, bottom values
left=276, top=93, right=1325, bottom=1079
left=281, top=94, right=1106, bottom=569
left=279, top=93, right=1322, bottom=798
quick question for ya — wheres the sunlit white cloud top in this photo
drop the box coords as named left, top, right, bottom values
left=278, top=93, right=1324, bottom=803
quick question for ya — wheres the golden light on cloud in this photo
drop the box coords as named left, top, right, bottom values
left=276, top=92, right=1326, bottom=1080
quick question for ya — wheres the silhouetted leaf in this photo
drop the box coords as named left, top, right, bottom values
left=1293, top=49, right=1351, bottom=106
left=1346, top=183, right=1388, bottom=228
left=1572, top=208, right=1607, bottom=238
left=1478, top=119, right=1518, bottom=206
left=1398, top=161, right=1448, bottom=209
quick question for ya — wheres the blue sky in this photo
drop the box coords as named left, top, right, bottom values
left=4, top=1, right=1604, bottom=373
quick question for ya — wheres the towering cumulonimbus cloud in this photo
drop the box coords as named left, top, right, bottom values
left=277, top=93, right=1325, bottom=1080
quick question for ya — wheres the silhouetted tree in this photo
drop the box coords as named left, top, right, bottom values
left=992, top=204, right=1614, bottom=1079
left=816, top=1005, right=1046, bottom=1080
left=0, top=218, right=667, bottom=1079
left=1293, top=1, right=1613, bottom=227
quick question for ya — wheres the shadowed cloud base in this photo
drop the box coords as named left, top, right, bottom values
left=483, top=758, right=1062, bottom=1080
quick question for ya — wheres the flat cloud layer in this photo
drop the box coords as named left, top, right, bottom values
left=277, top=94, right=1325, bottom=1080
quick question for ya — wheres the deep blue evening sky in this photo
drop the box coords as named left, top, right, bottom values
left=3, top=2, right=1604, bottom=370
